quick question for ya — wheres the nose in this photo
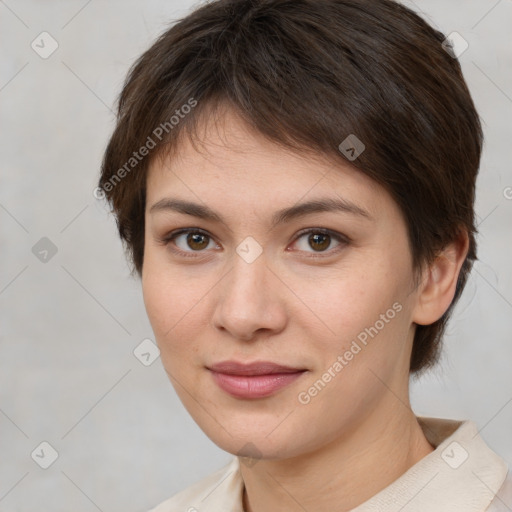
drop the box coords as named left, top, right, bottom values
left=210, top=251, right=287, bottom=341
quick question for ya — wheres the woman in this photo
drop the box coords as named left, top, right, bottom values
left=98, top=0, right=511, bottom=510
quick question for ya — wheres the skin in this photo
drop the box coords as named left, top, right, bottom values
left=142, top=105, right=468, bottom=512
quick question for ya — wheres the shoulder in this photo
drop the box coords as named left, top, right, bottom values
left=147, top=457, right=243, bottom=512
left=486, top=469, right=512, bottom=511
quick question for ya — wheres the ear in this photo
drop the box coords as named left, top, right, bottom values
left=412, top=230, right=469, bottom=326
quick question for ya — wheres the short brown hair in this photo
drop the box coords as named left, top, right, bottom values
left=99, top=0, right=482, bottom=374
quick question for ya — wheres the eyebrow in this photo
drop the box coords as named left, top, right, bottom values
left=149, top=196, right=372, bottom=228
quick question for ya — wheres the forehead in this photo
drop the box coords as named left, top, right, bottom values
left=146, top=107, right=387, bottom=217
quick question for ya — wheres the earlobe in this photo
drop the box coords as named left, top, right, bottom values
left=412, top=231, right=469, bottom=326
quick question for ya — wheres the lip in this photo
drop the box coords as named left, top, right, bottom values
left=208, top=360, right=304, bottom=375
left=207, top=360, right=307, bottom=399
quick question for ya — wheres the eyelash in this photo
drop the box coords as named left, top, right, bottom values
left=157, top=227, right=350, bottom=259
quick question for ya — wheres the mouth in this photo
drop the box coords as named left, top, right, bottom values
left=207, top=360, right=308, bottom=399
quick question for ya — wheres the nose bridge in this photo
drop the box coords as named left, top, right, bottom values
left=225, top=247, right=271, bottom=307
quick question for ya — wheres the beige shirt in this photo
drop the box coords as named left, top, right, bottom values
left=149, top=417, right=512, bottom=512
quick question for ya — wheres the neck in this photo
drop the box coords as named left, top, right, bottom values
left=240, top=400, right=434, bottom=512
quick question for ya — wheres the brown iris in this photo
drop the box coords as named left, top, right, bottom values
left=187, top=232, right=209, bottom=250
left=308, top=232, right=330, bottom=251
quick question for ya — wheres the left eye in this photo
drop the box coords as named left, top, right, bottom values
left=160, top=228, right=348, bottom=257
left=292, top=229, right=347, bottom=255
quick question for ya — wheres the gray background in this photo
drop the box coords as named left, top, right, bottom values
left=1, top=0, right=511, bottom=511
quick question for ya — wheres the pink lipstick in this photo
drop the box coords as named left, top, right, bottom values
left=207, top=361, right=306, bottom=399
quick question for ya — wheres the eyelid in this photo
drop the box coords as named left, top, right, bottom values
left=158, top=226, right=349, bottom=258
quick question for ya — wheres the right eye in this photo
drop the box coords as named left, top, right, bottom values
left=159, top=228, right=220, bottom=257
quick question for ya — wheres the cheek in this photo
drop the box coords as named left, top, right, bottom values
left=142, top=264, right=171, bottom=335
left=141, top=256, right=222, bottom=378
left=141, top=256, right=201, bottom=353
left=301, top=264, right=403, bottom=336
left=300, top=259, right=413, bottom=380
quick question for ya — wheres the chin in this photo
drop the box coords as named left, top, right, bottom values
left=199, top=414, right=318, bottom=462
left=192, top=411, right=283, bottom=454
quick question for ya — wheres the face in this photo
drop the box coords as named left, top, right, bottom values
left=142, top=107, right=422, bottom=460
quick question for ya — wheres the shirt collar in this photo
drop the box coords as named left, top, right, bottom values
left=184, top=417, right=508, bottom=512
